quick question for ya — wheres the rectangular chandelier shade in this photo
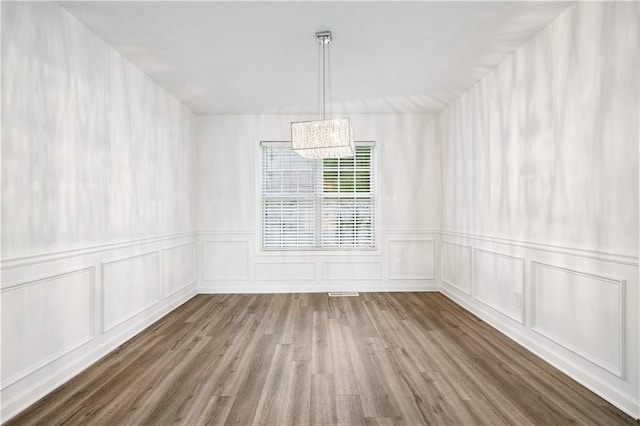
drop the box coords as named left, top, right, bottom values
left=291, top=118, right=355, bottom=159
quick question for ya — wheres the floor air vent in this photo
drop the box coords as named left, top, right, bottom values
left=328, top=292, right=360, bottom=297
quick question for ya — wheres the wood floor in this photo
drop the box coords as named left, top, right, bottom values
left=8, top=292, right=636, bottom=425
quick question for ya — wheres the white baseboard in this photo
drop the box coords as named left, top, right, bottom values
left=1, top=286, right=197, bottom=423
left=198, top=281, right=439, bottom=294
left=439, top=287, right=640, bottom=420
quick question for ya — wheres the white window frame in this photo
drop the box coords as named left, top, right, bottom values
left=256, top=140, right=381, bottom=255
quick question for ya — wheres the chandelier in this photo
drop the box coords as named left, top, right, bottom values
left=291, top=31, right=354, bottom=159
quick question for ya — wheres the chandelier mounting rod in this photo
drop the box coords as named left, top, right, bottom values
left=316, top=31, right=332, bottom=120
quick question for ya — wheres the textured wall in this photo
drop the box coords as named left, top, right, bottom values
left=440, top=2, right=639, bottom=254
left=1, top=2, right=196, bottom=257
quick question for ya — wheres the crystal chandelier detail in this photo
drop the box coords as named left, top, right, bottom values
left=291, top=31, right=354, bottom=159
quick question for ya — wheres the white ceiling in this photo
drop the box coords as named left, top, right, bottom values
left=60, top=1, right=573, bottom=115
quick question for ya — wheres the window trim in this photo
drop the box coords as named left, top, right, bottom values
left=256, top=140, right=381, bottom=256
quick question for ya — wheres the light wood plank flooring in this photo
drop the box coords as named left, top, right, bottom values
left=7, top=293, right=636, bottom=425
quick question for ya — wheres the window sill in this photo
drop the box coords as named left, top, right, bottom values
left=256, top=247, right=381, bottom=257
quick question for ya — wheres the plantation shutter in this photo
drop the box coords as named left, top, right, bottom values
left=262, top=142, right=375, bottom=249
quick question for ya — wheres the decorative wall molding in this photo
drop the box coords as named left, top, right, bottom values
left=1, top=233, right=198, bottom=423
left=197, top=230, right=254, bottom=237
left=162, top=240, right=196, bottom=251
left=197, top=229, right=438, bottom=292
left=1, top=232, right=196, bottom=270
left=438, top=228, right=638, bottom=419
left=440, top=286, right=639, bottom=420
left=531, top=261, right=626, bottom=378
left=1, top=287, right=197, bottom=423
left=101, top=251, right=161, bottom=332
left=0, top=267, right=95, bottom=390
left=197, top=230, right=439, bottom=290
left=321, top=261, right=383, bottom=281
left=388, top=239, right=435, bottom=280
left=199, top=281, right=439, bottom=294
left=473, top=248, right=525, bottom=325
left=161, top=242, right=197, bottom=298
left=255, top=262, right=316, bottom=281
left=4, top=227, right=636, bottom=421
left=201, top=240, right=250, bottom=281
left=101, top=249, right=160, bottom=268
left=441, top=230, right=638, bottom=266
left=382, top=229, right=440, bottom=235
left=441, top=241, right=472, bottom=295
left=256, top=248, right=381, bottom=257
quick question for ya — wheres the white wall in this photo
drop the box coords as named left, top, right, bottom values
left=439, top=2, right=640, bottom=418
left=2, top=0, right=639, bottom=422
left=196, top=114, right=441, bottom=293
left=1, top=2, right=197, bottom=421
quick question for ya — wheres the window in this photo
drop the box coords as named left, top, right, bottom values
left=262, top=142, right=375, bottom=249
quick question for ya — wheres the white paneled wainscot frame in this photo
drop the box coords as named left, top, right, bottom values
left=473, top=248, right=525, bottom=325
left=102, top=251, right=161, bottom=332
left=197, top=230, right=440, bottom=293
left=530, top=262, right=626, bottom=378
left=388, top=239, right=435, bottom=281
left=441, top=241, right=472, bottom=295
left=439, top=231, right=639, bottom=418
left=0, top=234, right=198, bottom=422
left=1, top=268, right=96, bottom=390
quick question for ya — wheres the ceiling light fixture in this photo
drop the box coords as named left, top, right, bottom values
left=291, top=31, right=354, bottom=159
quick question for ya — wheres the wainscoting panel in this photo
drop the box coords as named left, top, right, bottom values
left=198, top=230, right=439, bottom=293
left=255, top=262, right=315, bottom=281
left=1, top=233, right=198, bottom=422
left=1, top=268, right=94, bottom=387
left=474, top=248, right=525, bottom=324
left=102, top=251, right=161, bottom=332
left=202, top=241, right=249, bottom=281
left=162, top=242, right=197, bottom=297
left=322, top=261, right=383, bottom=281
left=439, top=230, right=639, bottom=419
left=441, top=242, right=472, bottom=294
left=388, top=240, right=435, bottom=280
left=531, top=262, right=625, bottom=377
